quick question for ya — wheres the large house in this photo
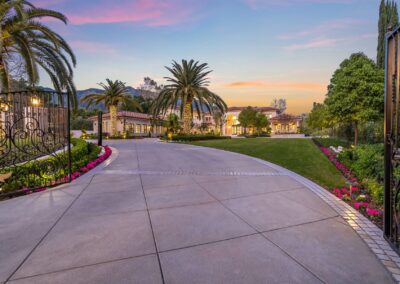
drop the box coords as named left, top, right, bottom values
left=270, top=113, right=303, bottom=134
left=91, top=106, right=303, bottom=137
left=223, top=106, right=278, bottom=136
left=90, top=111, right=166, bottom=137
left=222, top=106, right=302, bottom=135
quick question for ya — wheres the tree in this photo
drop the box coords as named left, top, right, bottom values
left=324, top=53, right=384, bottom=145
left=238, top=106, right=258, bottom=134
left=71, top=109, right=97, bottom=130
left=81, top=79, right=142, bottom=136
left=120, top=95, right=153, bottom=114
left=133, top=96, right=154, bottom=114
left=151, top=60, right=227, bottom=134
left=138, top=77, right=163, bottom=98
left=306, top=103, right=331, bottom=130
left=163, top=113, right=181, bottom=134
left=377, top=0, right=399, bottom=68
left=212, top=107, right=224, bottom=134
left=270, top=98, right=287, bottom=114
left=0, top=0, right=77, bottom=105
left=254, top=112, right=270, bottom=135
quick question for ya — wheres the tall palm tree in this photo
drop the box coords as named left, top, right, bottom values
left=212, top=107, right=224, bottom=134
left=0, top=0, right=77, bottom=105
left=80, top=79, right=142, bottom=136
left=151, top=59, right=227, bottom=133
left=163, top=113, right=181, bottom=134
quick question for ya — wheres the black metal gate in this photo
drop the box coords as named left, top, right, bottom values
left=384, top=27, right=400, bottom=251
left=0, top=90, right=71, bottom=195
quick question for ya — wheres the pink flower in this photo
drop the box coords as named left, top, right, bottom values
left=354, top=202, right=361, bottom=209
left=366, top=208, right=381, bottom=216
left=332, top=188, right=342, bottom=197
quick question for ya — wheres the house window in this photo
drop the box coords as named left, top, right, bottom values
left=136, top=124, right=141, bottom=133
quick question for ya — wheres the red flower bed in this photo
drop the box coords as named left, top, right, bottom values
left=19, top=146, right=112, bottom=195
left=319, top=146, right=382, bottom=226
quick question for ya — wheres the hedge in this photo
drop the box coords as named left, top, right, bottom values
left=0, top=138, right=100, bottom=193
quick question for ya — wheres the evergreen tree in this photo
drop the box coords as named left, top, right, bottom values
left=377, top=0, right=399, bottom=68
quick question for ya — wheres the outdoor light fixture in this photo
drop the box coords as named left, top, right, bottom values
left=0, top=102, right=9, bottom=112
left=31, top=97, right=40, bottom=106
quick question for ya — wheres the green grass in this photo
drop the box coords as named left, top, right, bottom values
left=191, top=138, right=347, bottom=189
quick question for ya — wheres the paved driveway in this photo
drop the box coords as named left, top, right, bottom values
left=0, top=139, right=394, bottom=283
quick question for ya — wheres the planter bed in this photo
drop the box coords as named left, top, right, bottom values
left=0, top=144, right=112, bottom=200
left=314, top=139, right=383, bottom=228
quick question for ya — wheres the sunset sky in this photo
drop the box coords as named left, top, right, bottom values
left=32, top=0, right=379, bottom=114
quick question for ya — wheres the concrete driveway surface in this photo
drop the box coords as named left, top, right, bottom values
left=0, top=139, right=395, bottom=283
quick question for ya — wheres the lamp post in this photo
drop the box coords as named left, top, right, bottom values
left=98, top=111, right=103, bottom=146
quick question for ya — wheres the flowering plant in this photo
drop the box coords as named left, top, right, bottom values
left=318, top=144, right=383, bottom=225
left=19, top=146, right=112, bottom=195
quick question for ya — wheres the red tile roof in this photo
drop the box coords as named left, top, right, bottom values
left=89, top=111, right=152, bottom=121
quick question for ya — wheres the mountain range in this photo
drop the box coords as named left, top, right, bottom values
left=41, top=86, right=154, bottom=109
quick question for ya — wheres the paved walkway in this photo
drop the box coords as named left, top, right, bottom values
left=0, top=139, right=395, bottom=283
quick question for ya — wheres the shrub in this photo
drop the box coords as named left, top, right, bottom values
left=338, top=144, right=384, bottom=182
left=363, top=179, right=384, bottom=205
left=0, top=139, right=100, bottom=193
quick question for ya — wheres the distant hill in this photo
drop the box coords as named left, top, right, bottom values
left=38, top=85, right=159, bottom=109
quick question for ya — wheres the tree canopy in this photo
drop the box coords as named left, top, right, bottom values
left=151, top=59, right=227, bottom=133
left=377, top=0, right=399, bottom=68
left=0, top=0, right=76, bottom=105
left=306, top=103, right=331, bottom=130
left=238, top=106, right=258, bottom=133
left=324, top=53, right=384, bottom=145
left=238, top=106, right=270, bottom=135
left=270, top=98, right=287, bottom=114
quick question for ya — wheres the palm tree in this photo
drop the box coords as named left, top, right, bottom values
left=212, top=107, right=224, bottom=134
left=0, top=0, right=77, bottom=105
left=163, top=113, right=181, bottom=134
left=80, top=79, right=142, bottom=136
left=151, top=59, right=227, bottom=133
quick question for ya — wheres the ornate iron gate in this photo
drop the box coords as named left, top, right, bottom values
left=0, top=90, right=71, bottom=195
left=384, top=27, right=400, bottom=251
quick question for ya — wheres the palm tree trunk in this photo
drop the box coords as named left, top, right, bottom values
left=109, top=105, right=118, bottom=136
left=183, top=101, right=192, bottom=134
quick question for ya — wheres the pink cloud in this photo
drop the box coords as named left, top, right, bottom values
left=33, top=0, right=205, bottom=27
left=285, top=38, right=344, bottom=50
left=224, top=80, right=326, bottom=91
left=284, top=33, right=377, bottom=50
left=278, top=19, right=363, bottom=40
left=70, top=40, right=116, bottom=54
left=244, top=0, right=356, bottom=8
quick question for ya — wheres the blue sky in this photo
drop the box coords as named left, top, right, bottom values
left=33, top=0, right=380, bottom=114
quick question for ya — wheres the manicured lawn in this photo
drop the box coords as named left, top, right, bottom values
left=191, top=138, right=347, bottom=189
